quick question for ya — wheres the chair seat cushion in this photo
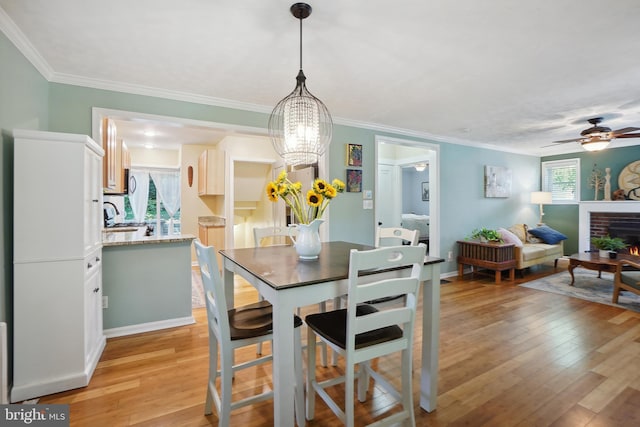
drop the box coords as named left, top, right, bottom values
left=305, top=304, right=403, bottom=350
left=229, top=300, right=302, bottom=340
left=620, top=271, right=640, bottom=291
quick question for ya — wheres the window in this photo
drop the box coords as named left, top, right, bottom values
left=123, top=168, right=181, bottom=234
left=541, top=158, right=580, bottom=203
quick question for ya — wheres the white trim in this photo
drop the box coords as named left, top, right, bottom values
left=103, top=316, right=195, bottom=338
left=0, top=7, right=54, bottom=80
left=374, top=136, right=440, bottom=258
left=578, top=201, right=640, bottom=253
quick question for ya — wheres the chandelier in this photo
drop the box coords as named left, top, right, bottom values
left=268, top=3, right=332, bottom=166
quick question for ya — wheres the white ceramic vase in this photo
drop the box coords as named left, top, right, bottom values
left=289, top=219, right=323, bottom=260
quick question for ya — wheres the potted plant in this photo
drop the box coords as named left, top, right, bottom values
left=590, top=235, right=628, bottom=258
left=468, top=227, right=503, bottom=243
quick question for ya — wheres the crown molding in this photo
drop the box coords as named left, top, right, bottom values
left=0, top=7, right=54, bottom=80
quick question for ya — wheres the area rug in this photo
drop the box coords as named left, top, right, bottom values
left=520, top=269, right=640, bottom=313
left=192, top=270, right=206, bottom=308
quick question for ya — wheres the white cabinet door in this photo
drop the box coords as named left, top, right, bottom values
left=84, top=249, right=103, bottom=365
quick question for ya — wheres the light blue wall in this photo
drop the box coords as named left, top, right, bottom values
left=403, top=167, right=430, bottom=215
left=47, top=84, right=542, bottom=273
left=0, top=30, right=49, bottom=386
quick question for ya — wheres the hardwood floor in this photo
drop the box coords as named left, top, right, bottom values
left=38, top=263, right=640, bottom=426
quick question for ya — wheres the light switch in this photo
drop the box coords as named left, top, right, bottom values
left=363, top=200, right=373, bottom=209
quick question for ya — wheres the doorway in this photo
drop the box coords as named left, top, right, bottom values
left=375, top=136, right=439, bottom=256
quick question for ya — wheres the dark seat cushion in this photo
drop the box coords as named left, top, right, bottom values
left=305, top=304, right=403, bottom=350
left=229, top=300, right=302, bottom=340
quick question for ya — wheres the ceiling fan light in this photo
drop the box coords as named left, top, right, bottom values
left=581, top=138, right=611, bottom=151
left=414, top=163, right=426, bottom=172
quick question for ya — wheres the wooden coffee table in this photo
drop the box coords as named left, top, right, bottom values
left=567, top=252, right=620, bottom=286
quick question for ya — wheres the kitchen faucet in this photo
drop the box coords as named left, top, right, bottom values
left=103, top=201, right=120, bottom=214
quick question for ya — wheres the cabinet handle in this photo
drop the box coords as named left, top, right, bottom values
left=93, top=287, right=100, bottom=293
left=96, top=256, right=100, bottom=262
left=92, top=199, right=99, bottom=203
left=87, top=262, right=93, bottom=269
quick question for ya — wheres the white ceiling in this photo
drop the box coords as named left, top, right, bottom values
left=2, top=0, right=640, bottom=155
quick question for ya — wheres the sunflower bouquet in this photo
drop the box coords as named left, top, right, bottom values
left=266, top=170, right=345, bottom=224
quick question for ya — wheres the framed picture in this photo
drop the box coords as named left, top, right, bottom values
left=484, top=165, right=512, bottom=198
left=346, top=143, right=362, bottom=167
left=422, top=182, right=429, bottom=201
left=346, top=169, right=362, bottom=192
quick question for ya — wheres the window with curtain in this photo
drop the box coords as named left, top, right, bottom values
left=541, top=158, right=580, bottom=203
left=124, top=167, right=181, bottom=233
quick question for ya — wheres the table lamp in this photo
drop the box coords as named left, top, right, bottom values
left=531, top=191, right=552, bottom=226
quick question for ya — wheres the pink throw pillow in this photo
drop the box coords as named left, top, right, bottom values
left=498, top=227, right=523, bottom=247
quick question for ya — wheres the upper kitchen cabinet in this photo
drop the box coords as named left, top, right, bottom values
left=102, top=117, right=130, bottom=194
left=198, top=148, right=225, bottom=195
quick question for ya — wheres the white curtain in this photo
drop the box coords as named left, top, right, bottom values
left=150, top=170, right=181, bottom=219
left=129, top=170, right=150, bottom=222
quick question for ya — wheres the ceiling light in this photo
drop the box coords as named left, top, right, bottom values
left=144, top=143, right=154, bottom=149
left=268, top=3, right=332, bottom=166
left=581, top=135, right=611, bottom=151
left=414, top=163, right=426, bottom=172
left=143, top=131, right=155, bottom=137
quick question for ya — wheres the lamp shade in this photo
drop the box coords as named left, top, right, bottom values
left=531, top=191, right=552, bottom=204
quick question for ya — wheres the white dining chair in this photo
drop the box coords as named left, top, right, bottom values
left=194, top=239, right=305, bottom=427
left=253, top=226, right=296, bottom=247
left=305, top=243, right=426, bottom=427
left=375, top=226, right=419, bottom=247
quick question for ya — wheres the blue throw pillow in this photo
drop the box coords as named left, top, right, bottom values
left=527, top=225, right=567, bottom=245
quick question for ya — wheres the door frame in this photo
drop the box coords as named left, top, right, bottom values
left=374, top=135, right=440, bottom=256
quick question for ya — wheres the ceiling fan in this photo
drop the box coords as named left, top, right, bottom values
left=549, top=117, right=640, bottom=151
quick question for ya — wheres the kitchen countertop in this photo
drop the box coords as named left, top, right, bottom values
left=102, top=228, right=195, bottom=247
left=198, top=215, right=225, bottom=227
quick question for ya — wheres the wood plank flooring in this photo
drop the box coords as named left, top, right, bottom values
left=38, top=263, right=640, bottom=426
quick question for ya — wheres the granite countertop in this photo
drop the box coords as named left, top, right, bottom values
left=198, top=215, right=225, bottom=227
left=103, top=228, right=195, bottom=247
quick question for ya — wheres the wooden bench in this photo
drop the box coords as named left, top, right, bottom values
left=457, top=240, right=516, bottom=284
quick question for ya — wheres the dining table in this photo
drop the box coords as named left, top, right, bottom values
left=220, top=240, right=444, bottom=427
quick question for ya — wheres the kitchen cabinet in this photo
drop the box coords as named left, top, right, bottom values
left=199, top=224, right=225, bottom=268
left=198, top=148, right=225, bottom=195
left=102, top=117, right=130, bottom=194
left=12, top=129, right=106, bottom=402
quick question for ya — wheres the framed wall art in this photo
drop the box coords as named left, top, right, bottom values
left=422, top=182, right=429, bottom=201
left=346, top=143, right=362, bottom=167
left=346, top=169, right=362, bottom=192
left=484, top=165, right=512, bottom=198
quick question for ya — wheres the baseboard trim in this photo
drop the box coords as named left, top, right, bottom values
left=104, top=316, right=195, bottom=338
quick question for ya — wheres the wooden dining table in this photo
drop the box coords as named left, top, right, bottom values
left=220, top=241, right=444, bottom=427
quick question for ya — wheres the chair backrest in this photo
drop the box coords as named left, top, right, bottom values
left=253, top=226, right=297, bottom=247
left=345, top=244, right=426, bottom=358
left=194, top=239, right=229, bottom=341
left=375, top=226, right=419, bottom=247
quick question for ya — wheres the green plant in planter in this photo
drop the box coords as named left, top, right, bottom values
left=590, top=235, right=628, bottom=251
left=468, top=227, right=503, bottom=243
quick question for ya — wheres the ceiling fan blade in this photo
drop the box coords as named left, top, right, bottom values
left=613, top=133, right=640, bottom=139
left=552, top=138, right=581, bottom=143
left=612, top=127, right=640, bottom=135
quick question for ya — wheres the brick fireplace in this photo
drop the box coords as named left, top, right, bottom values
left=590, top=212, right=640, bottom=254
left=579, top=201, right=640, bottom=253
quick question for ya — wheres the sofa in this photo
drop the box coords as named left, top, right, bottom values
left=498, top=224, right=565, bottom=271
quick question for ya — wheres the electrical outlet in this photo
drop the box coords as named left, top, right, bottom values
left=102, top=296, right=108, bottom=309
left=447, top=251, right=453, bottom=261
